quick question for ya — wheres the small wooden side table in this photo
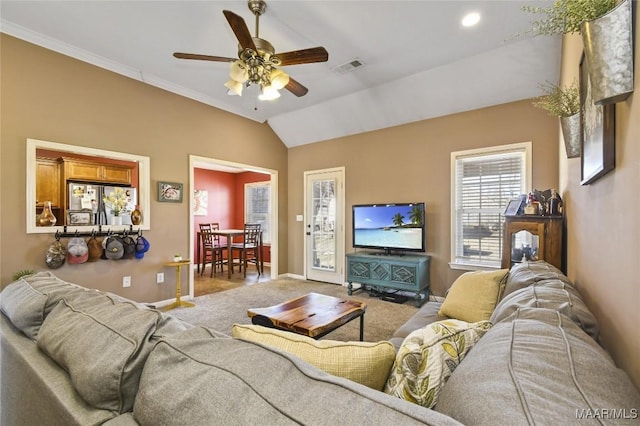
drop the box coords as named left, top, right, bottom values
left=163, top=259, right=194, bottom=311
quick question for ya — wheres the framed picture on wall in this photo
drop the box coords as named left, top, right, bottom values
left=580, top=53, right=615, bottom=185
left=158, top=181, right=183, bottom=203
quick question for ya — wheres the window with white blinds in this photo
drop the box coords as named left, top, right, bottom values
left=245, top=182, right=271, bottom=243
left=450, top=142, right=531, bottom=269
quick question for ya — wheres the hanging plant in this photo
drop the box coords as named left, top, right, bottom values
left=521, top=0, right=618, bottom=36
left=532, top=80, right=579, bottom=117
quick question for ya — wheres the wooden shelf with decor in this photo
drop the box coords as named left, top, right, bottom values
left=501, top=215, right=564, bottom=272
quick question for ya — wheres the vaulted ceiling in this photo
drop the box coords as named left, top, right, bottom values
left=1, top=1, right=560, bottom=147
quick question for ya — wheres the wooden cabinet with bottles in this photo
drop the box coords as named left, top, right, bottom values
left=35, top=158, right=61, bottom=208
left=501, top=215, right=564, bottom=272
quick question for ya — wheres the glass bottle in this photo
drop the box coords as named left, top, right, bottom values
left=38, top=201, right=57, bottom=226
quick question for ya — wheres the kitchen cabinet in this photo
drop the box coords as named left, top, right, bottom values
left=35, top=158, right=61, bottom=208
left=62, top=158, right=133, bottom=185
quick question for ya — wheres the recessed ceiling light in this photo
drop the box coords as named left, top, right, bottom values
left=462, top=12, right=481, bottom=27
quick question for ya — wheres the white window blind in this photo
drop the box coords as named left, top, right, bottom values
left=245, top=182, right=271, bottom=243
left=451, top=143, right=530, bottom=269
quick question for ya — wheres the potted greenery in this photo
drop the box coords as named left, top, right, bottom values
left=521, top=0, right=618, bottom=36
left=532, top=80, right=581, bottom=158
left=522, top=0, right=633, bottom=105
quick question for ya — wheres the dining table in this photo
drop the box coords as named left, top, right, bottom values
left=197, top=228, right=263, bottom=279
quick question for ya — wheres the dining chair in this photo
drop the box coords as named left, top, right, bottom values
left=231, top=223, right=262, bottom=277
left=199, top=223, right=226, bottom=277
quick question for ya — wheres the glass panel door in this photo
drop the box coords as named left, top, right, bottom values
left=304, top=168, right=345, bottom=284
left=311, top=179, right=336, bottom=271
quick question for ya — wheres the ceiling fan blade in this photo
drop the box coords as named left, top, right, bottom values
left=173, top=52, right=236, bottom=62
left=277, top=47, right=329, bottom=66
left=285, top=77, right=309, bottom=97
left=223, top=10, right=257, bottom=52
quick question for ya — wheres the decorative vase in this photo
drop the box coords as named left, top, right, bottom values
left=560, top=113, right=581, bottom=158
left=131, top=206, right=142, bottom=225
left=112, top=215, right=123, bottom=226
left=173, top=255, right=182, bottom=262
left=38, top=201, right=57, bottom=226
left=580, top=0, right=634, bottom=105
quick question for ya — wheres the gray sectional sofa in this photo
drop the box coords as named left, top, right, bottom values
left=1, top=262, right=639, bottom=425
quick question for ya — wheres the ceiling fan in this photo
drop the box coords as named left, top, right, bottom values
left=173, top=0, right=329, bottom=100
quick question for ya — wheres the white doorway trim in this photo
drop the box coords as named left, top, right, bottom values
left=187, top=155, right=278, bottom=299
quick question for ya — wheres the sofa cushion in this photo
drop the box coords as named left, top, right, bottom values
left=385, top=319, right=492, bottom=408
left=502, top=261, right=572, bottom=298
left=438, top=269, right=508, bottom=322
left=390, top=301, right=446, bottom=351
left=0, top=314, right=118, bottom=426
left=435, top=308, right=640, bottom=425
left=0, top=278, right=48, bottom=340
left=134, top=326, right=463, bottom=426
left=232, top=323, right=395, bottom=391
left=36, top=297, right=164, bottom=413
left=490, top=279, right=599, bottom=340
left=18, top=271, right=85, bottom=315
left=0, top=272, right=93, bottom=340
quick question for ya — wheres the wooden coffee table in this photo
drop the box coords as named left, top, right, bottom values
left=247, top=293, right=367, bottom=341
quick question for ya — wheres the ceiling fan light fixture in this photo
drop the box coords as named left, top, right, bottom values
left=174, top=0, right=328, bottom=99
left=270, top=68, right=290, bottom=90
left=224, top=79, right=244, bottom=96
left=258, top=85, right=281, bottom=101
left=229, top=60, right=249, bottom=82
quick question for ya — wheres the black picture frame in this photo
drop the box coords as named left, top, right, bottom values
left=580, top=53, right=616, bottom=185
left=67, top=210, right=93, bottom=225
left=158, top=181, right=183, bottom=203
left=504, top=199, right=522, bottom=216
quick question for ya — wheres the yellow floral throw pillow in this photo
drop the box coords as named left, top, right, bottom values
left=384, top=319, right=492, bottom=408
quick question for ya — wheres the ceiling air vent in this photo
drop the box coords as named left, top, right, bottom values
left=331, top=58, right=366, bottom=75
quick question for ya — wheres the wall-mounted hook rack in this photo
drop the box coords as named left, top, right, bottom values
left=54, top=225, right=141, bottom=239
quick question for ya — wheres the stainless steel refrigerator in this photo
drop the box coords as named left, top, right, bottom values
left=68, top=183, right=137, bottom=226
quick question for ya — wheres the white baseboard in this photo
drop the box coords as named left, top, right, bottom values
left=279, top=273, right=305, bottom=280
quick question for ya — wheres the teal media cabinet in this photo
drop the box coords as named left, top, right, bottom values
left=346, top=252, right=430, bottom=307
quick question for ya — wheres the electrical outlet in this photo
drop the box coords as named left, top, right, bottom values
left=122, top=276, right=131, bottom=288
left=156, top=272, right=164, bottom=284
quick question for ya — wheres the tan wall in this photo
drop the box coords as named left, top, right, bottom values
left=559, top=14, right=640, bottom=389
left=0, top=35, right=288, bottom=302
left=288, top=100, right=559, bottom=296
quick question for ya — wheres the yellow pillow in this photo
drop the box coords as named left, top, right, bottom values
left=438, top=269, right=508, bottom=322
left=231, top=324, right=395, bottom=391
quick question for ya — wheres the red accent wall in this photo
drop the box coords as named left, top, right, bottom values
left=194, top=169, right=271, bottom=265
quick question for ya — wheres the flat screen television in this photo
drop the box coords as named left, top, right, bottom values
left=352, top=202, right=425, bottom=254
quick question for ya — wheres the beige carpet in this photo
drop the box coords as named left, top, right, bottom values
left=170, top=278, right=419, bottom=342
